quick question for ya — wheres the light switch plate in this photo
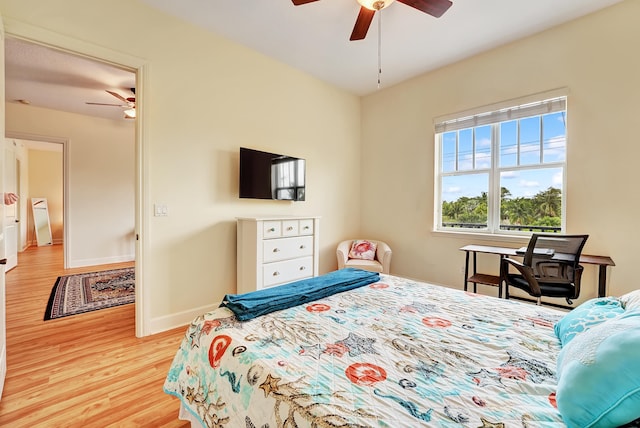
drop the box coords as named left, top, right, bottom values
left=154, top=203, right=168, bottom=216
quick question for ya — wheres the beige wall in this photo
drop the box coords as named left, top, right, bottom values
left=360, top=1, right=640, bottom=303
left=3, top=0, right=632, bottom=332
left=7, top=104, right=136, bottom=266
left=0, top=0, right=362, bottom=333
left=27, top=148, right=62, bottom=245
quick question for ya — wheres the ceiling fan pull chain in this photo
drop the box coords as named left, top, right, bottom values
left=377, top=9, right=382, bottom=88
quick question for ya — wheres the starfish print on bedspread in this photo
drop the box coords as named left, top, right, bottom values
left=259, top=373, right=281, bottom=397
left=182, top=386, right=228, bottom=427
left=336, top=332, right=379, bottom=357
left=188, top=324, right=204, bottom=349
left=469, top=368, right=504, bottom=388
left=323, top=342, right=349, bottom=357
left=299, top=343, right=323, bottom=360
left=479, top=417, right=506, bottom=428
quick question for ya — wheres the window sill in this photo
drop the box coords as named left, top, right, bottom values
left=430, top=229, right=530, bottom=246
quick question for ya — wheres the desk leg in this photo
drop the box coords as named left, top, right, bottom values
left=598, top=265, right=607, bottom=297
left=472, top=252, right=478, bottom=293
left=498, top=255, right=504, bottom=299
left=463, top=251, right=470, bottom=292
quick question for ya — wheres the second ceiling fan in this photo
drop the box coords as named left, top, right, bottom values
left=292, top=0, right=453, bottom=41
left=86, top=89, right=136, bottom=119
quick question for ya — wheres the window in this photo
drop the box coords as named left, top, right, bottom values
left=435, top=92, right=567, bottom=235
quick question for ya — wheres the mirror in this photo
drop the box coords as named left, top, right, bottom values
left=31, top=198, right=53, bottom=246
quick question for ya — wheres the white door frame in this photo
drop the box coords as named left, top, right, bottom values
left=4, top=139, right=18, bottom=271
left=3, top=19, right=150, bottom=337
left=0, top=13, right=7, bottom=398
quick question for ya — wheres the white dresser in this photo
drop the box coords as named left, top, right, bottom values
left=236, top=216, right=320, bottom=294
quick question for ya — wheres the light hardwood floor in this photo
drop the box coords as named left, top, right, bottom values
left=0, top=245, right=191, bottom=427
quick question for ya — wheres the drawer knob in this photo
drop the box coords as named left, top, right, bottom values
left=287, top=226, right=294, bottom=231
left=303, top=226, right=310, bottom=230
left=273, top=271, right=280, bottom=276
left=299, top=266, right=306, bottom=271
left=268, top=228, right=275, bottom=232
left=273, top=248, right=280, bottom=253
left=299, top=245, right=306, bottom=249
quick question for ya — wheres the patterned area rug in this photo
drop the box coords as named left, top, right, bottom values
left=44, top=267, right=135, bottom=320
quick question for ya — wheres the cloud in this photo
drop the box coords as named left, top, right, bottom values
left=542, top=136, right=566, bottom=161
left=477, top=137, right=491, bottom=148
left=553, top=171, right=563, bottom=186
left=520, top=179, right=540, bottom=188
left=501, top=171, right=518, bottom=179
left=475, top=151, right=491, bottom=169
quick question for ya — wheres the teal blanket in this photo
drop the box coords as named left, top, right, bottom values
left=221, top=268, right=380, bottom=321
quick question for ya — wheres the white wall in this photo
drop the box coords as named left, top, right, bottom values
left=0, top=0, right=362, bottom=333
left=360, top=1, right=640, bottom=303
left=6, top=105, right=136, bottom=266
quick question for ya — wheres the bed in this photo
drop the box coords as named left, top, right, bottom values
left=163, top=270, right=640, bottom=428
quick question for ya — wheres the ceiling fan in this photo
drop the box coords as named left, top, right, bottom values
left=86, top=88, right=136, bottom=119
left=292, top=0, right=452, bottom=41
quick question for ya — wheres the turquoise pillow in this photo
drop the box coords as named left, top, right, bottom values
left=554, top=297, right=624, bottom=346
left=556, top=310, right=640, bottom=428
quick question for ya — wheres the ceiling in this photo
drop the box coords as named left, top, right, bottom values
left=139, top=0, right=623, bottom=95
left=4, top=0, right=623, bottom=120
left=5, top=38, right=136, bottom=122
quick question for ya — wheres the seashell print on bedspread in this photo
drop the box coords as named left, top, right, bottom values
left=163, top=273, right=566, bottom=427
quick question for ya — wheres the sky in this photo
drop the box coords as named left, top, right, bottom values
left=440, top=112, right=566, bottom=202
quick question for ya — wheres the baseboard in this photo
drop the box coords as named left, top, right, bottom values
left=67, top=254, right=135, bottom=268
left=148, top=303, right=219, bottom=335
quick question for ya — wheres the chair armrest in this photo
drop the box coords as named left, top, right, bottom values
left=375, top=241, right=392, bottom=274
left=502, top=257, right=541, bottom=296
left=336, top=240, right=352, bottom=269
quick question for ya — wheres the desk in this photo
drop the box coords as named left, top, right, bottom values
left=460, top=244, right=615, bottom=298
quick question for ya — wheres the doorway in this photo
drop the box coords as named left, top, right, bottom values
left=3, top=30, right=148, bottom=336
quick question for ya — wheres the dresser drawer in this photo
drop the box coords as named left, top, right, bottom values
left=263, top=221, right=282, bottom=238
left=299, top=219, right=314, bottom=235
left=281, top=220, right=299, bottom=236
left=263, top=256, right=314, bottom=288
left=263, top=236, right=313, bottom=263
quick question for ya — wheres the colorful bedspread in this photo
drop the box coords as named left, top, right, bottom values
left=164, top=274, right=566, bottom=427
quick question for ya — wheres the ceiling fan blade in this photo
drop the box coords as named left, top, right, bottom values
left=350, top=7, right=376, bottom=41
left=106, top=90, right=128, bottom=103
left=291, top=0, right=319, bottom=5
left=86, top=102, right=127, bottom=107
left=398, top=0, right=452, bottom=17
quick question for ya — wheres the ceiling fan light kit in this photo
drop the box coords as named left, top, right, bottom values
left=357, top=0, right=394, bottom=11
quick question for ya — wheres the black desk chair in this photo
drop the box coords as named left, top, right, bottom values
left=501, top=234, right=589, bottom=305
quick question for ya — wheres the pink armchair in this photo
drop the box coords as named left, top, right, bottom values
left=336, top=239, right=392, bottom=274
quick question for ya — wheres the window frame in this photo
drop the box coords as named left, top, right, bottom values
left=433, top=90, right=568, bottom=236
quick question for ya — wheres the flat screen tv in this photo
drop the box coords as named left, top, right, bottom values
left=239, top=147, right=306, bottom=201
